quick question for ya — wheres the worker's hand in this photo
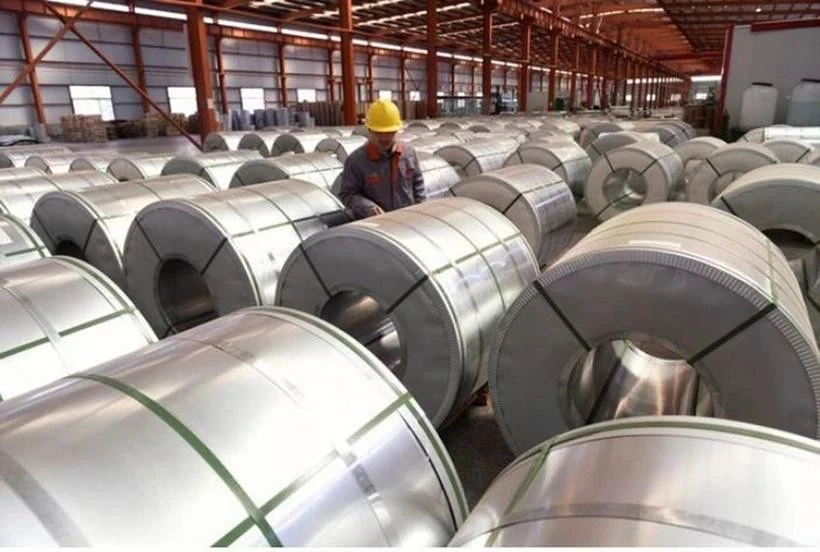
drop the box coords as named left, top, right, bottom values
left=365, top=205, right=384, bottom=217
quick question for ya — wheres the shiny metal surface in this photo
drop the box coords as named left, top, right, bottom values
left=107, top=154, right=176, bottom=181
left=504, top=141, right=590, bottom=197
left=406, top=120, right=443, bottom=131
left=584, top=141, right=682, bottom=220
left=68, top=152, right=124, bottom=173
left=763, top=138, right=815, bottom=163
left=202, top=131, right=246, bottom=152
left=0, top=256, right=156, bottom=401
left=315, top=135, right=367, bottom=161
left=415, top=151, right=461, bottom=199
left=647, top=122, right=689, bottom=148
left=673, top=136, right=726, bottom=197
left=406, top=135, right=462, bottom=155
left=271, top=131, right=332, bottom=156
left=741, top=125, right=820, bottom=146
left=439, top=120, right=473, bottom=131
left=468, top=121, right=508, bottom=134
left=450, top=417, right=820, bottom=546
left=31, top=174, right=215, bottom=289
left=436, top=139, right=520, bottom=178
left=658, top=119, right=696, bottom=139
left=0, top=166, right=45, bottom=182
left=236, top=131, right=289, bottom=157
left=161, top=150, right=261, bottom=190
left=0, top=171, right=117, bottom=224
left=489, top=202, right=820, bottom=454
left=687, top=142, right=780, bottom=204
left=277, top=197, right=538, bottom=426
left=452, top=164, right=576, bottom=267
left=583, top=131, right=659, bottom=164
left=25, top=153, right=82, bottom=174
left=0, top=213, right=49, bottom=268
left=320, top=125, right=358, bottom=137
left=539, top=118, right=581, bottom=139
left=229, top=152, right=343, bottom=190
left=0, top=145, right=71, bottom=168
left=0, top=306, right=466, bottom=546
left=578, top=122, right=627, bottom=148
left=807, top=149, right=820, bottom=167
left=124, top=179, right=348, bottom=337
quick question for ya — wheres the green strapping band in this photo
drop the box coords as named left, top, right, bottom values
left=68, top=373, right=282, bottom=547
left=0, top=336, right=50, bottom=361
left=59, top=309, right=132, bottom=337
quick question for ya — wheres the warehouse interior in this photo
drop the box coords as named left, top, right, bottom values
left=1, top=0, right=820, bottom=546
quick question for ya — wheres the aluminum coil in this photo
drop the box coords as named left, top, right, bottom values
left=124, top=179, right=348, bottom=337
left=68, top=152, right=124, bottom=173
left=234, top=131, right=288, bottom=157
left=0, top=166, right=45, bottom=182
left=504, top=141, right=591, bottom=197
left=436, top=138, right=520, bottom=178
left=416, top=151, right=461, bottom=199
left=0, top=145, right=71, bottom=168
left=406, top=120, right=443, bottom=131
left=527, top=130, right=576, bottom=142
left=439, top=120, right=473, bottom=131
left=161, top=150, right=262, bottom=190
left=469, top=121, right=508, bottom=133
left=807, top=149, right=820, bottom=167
left=646, top=123, right=689, bottom=148
left=489, top=202, right=820, bottom=454
left=0, top=213, right=49, bottom=268
left=31, top=174, right=215, bottom=289
left=540, top=119, right=581, bottom=139
left=741, top=125, right=820, bottom=146
left=107, top=154, right=176, bottom=181
left=584, top=141, right=682, bottom=221
left=451, top=164, right=576, bottom=267
left=321, top=125, right=358, bottom=137
left=0, top=171, right=117, bottom=224
left=410, top=135, right=463, bottom=154
left=271, top=132, right=331, bottom=156
left=578, top=122, right=626, bottom=148
left=584, top=131, right=659, bottom=164
left=25, top=153, right=81, bottom=174
left=0, top=306, right=467, bottom=546
left=315, top=135, right=367, bottom=161
left=229, top=152, right=343, bottom=191
left=673, top=136, right=727, bottom=195
left=202, top=131, right=246, bottom=152
left=686, top=143, right=780, bottom=204
left=0, top=256, right=156, bottom=401
left=352, top=124, right=371, bottom=136
left=450, top=416, right=820, bottom=546
left=763, top=139, right=815, bottom=163
left=276, top=197, right=539, bottom=426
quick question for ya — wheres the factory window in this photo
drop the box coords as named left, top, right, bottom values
left=646, top=93, right=656, bottom=102
left=409, top=90, right=421, bottom=101
left=378, top=90, right=393, bottom=101
left=69, top=85, right=114, bottom=120
left=625, top=94, right=632, bottom=102
left=241, top=88, right=265, bottom=111
left=694, top=92, right=708, bottom=101
left=296, top=88, right=317, bottom=103
left=167, top=87, right=198, bottom=116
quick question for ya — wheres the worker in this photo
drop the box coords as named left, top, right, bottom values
left=339, top=99, right=426, bottom=219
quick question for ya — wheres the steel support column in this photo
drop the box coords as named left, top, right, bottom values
left=470, top=63, right=476, bottom=95
left=339, top=0, right=356, bottom=124
left=630, top=61, right=638, bottom=111
left=600, top=49, right=609, bottom=109
left=519, top=17, right=531, bottom=112
left=548, top=31, right=558, bottom=110
left=637, top=65, right=645, bottom=112
left=327, top=48, right=336, bottom=103
left=16, top=13, right=45, bottom=125
left=277, top=44, right=288, bottom=107
left=367, top=52, right=375, bottom=102
left=399, top=55, right=406, bottom=102
left=570, top=40, right=580, bottom=109
left=214, top=36, right=229, bottom=116
left=450, top=60, right=456, bottom=97
left=184, top=3, right=217, bottom=138
left=425, top=0, right=437, bottom=118
left=482, top=1, right=492, bottom=114
left=586, top=47, right=597, bottom=108
left=128, top=1, right=149, bottom=115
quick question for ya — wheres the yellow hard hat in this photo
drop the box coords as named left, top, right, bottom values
left=366, top=99, right=402, bottom=133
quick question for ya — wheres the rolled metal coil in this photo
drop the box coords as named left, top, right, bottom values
left=436, top=138, right=521, bottom=178
left=527, top=130, right=576, bottom=143
left=202, top=131, right=246, bottom=152
left=0, top=171, right=117, bottom=224
left=584, top=141, right=682, bottom=220
left=646, top=123, right=689, bottom=148
left=161, top=150, right=262, bottom=190
left=0, top=166, right=45, bottom=182
left=0, top=213, right=49, bottom=268
left=406, top=120, right=443, bottom=131
left=236, top=131, right=289, bottom=157
left=763, top=139, right=815, bottom=163
left=469, top=121, right=508, bottom=133
left=451, top=164, right=576, bottom=266
left=578, top=122, right=627, bottom=148
left=0, top=306, right=466, bottom=546
left=416, top=151, right=461, bottom=199
left=25, top=153, right=82, bottom=174
left=31, top=174, right=215, bottom=289
left=68, top=152, right=124, bottom=173
left=584, top=131, right=659, bottom=164
left=0, top=256, right=156, bottom=401
left=315, top=135, right=367, bottom=161
left=741, top=125, right=820, bottom=146
left=439, top=120, right=473, bottom=131
left=451, top=416, right=820, bottom=546
left=404, top=135, right=463, bottom=155
left=230, top=152, right=343, bottom=191
left=673, top=137, right=727, bottom=195
left=806, top=149, right=820, bottom=167
left=123, top=179, right=349, bottom=337
left=0, top=145, right=71, bottom=168
left=317, top=126, right=357, bottom=137
left=662, top=119, right=697, bottom=139
left=504, top=141, right=591, bottom=197
left=686, top=143, right=780, bottom=204
left=352, top=124, right=371, bottom=136
left=107, top=154, right=176, bottom=181
left=276, top=197, right=539, bottom=426
left=540, top=118, right=581, bottom=139
left=489, top=202, right=820, bottom=454
left=271, top=132, right=332, bottom=156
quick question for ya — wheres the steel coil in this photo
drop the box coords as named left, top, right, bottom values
left=0, top=166, right=45, bottom=182
left=25, top=153, right=81, bottom=174
left=451, top=164, right=576, bottom=266
left=410, top=135, right=464, bottom=154
left=686, top=143, right=780, bottom=204
left=584, top=141, right=682, bottom=220
left=161, top=150, right=261, bottom=190
left=646, top=123, right=689, bottom=148
left=540, top=119, right=581, bottom=139
left=807, top=149, right=820, bottom=167
left=584, top=131, right=659, bottom=164
left=436, top=138, right=521, bottom=178
left=504, top=141, right=591, bottom=197
left=107, top=154, right=176, bottom=181
left=0, top=171, right=117, bottom=224
left=741, top=125, right=820, bottom=146
left=451, top=416, right=820, bottom=546
left=0, top=213, right=49, bottom=268
left=673, top=137, right=726, bottom=196
left=416, top=151, right=461, bottom=199
left=578, top=122, right=627, bottom=148
left=276, top=197, right=538, bottom=426
left=489, top=202, right=820, bottom=454
left=0, top=306, right=467, bottom=546
left=0, top=256, right=156, bottom=401
left=440, top=120, right=473, bottom=131
left=0, top=145, right=71, bottom=168
left=68, top=152, right=124, bottom=173
left=229, top=152, right=343, bottom=191
left=202, top=131, right=246, bottom=152
left=469, top=121, right=508, bottom=133
left=236, top=131, right=289, bottom=157
left=123, top=179, right=348, bottom=337
left=271, top=132, right=332, bottom=156
left=763, top=139, right=815, bottom=163
left=406, top=120, right=443, bottom=131
left=31, top=174, right=215, bottom=289
left=315, top=135, right=367, bottom=161
left=352, top=124, right=371, bottom=136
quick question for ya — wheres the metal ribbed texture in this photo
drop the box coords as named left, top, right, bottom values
left=276, top=197, right=538, bottom=427
left=31, top=174, right=215, bottom=289
left=673, top=137, right=727, bottom=195
left=489, top=202, right=820, bottom=454
left=0, top=171, right=117, bottom=224
left=469, top=121, right=508, bottom=133
left=315, top=135, right=367, bottom=161
left=408, top=135, right=463, bottom=155
left=436, top=139, right=521, bottom=178
left=271, top=132, right=331, bottom=156
left=741, top=126, right=820, bottom=146
left=584, top=131, right=659, bottom=164
left=0, top=145, right=71, bottom=168
left=236, top=131, right=289, bottom=157
left=202, top=131, right=246, bottom=152
left=578, top=122, right=627, bottom=148
left=504, top=141, right=591, bottom=197
left=646, top=123, right=689, bottom=148
left=161, top=150, right=262, bottom=190
left=686, top=143, right=780, bottom=204
left=585, top=141, right=682, bottom=220
left=0, top=213, right=49, bottom=268
left=452, top=164, right=576, bottom=267
left=124, top=179, right=348, bottom=338
left=107, top=154, right=176, bottom=181
left=0, top=306, right=467, bottom=546
left=440, top=120, right=473, bottom=131
left=540, top=119, right=581, bottom=139
left=68, top=152, right=124, bottom=173
left=416, top=151, right=461, bottom=199
left=451, top=416, right=820, bottom=546
left=406, top=120, right=443, bottom=131
left=230, top=152, right=343, bottom=190
left=763, top=139, right=815, bottom=163
left=25, top=153, right=81, bottom=174
left=0, top=256, right=156, bottom=401
left=0, top=166, right=45, bottom=182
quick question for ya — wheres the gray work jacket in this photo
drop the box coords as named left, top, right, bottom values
left=338, top=142, right=426, bottom=219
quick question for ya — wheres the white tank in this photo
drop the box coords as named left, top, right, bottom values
left=787, top=79, right=820, bottom=126
left=739, top=82, right=778, bottom=131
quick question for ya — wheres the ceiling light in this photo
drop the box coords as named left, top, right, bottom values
left=755, top=7, right=762, bottom=12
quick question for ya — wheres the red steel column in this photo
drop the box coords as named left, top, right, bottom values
left=586, top=47, right=597, bottom=108
left=399, top=55, right=406, bottom=102
left=128, top=4, right=149, bottom=115
left=600, top=49, right=609, bottom=109
left=481, top=1, right=493, bottom=114
left=519, top=17, right=531, bottom=112
left=548, top=31, right=558, bottom=110
left=367, top=52, right=374, bottom=102
left=214, top=36, right=229, bottom=116
left=425, top=0, right=437, bottom=118
left=630, top=60, right=637, bottom=110
left=339, top=0, right=356, bottom=124
left=16, top=13, right=46, bottom=125
left=569, top=40, right=580, bottom=109
left=450, top=60, right=456, bottom=97
left=184, top=3, right=217, bottom=138
left=277, top=44, right=288, bottom=107
left=327, top=48, right=336, bottom=103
